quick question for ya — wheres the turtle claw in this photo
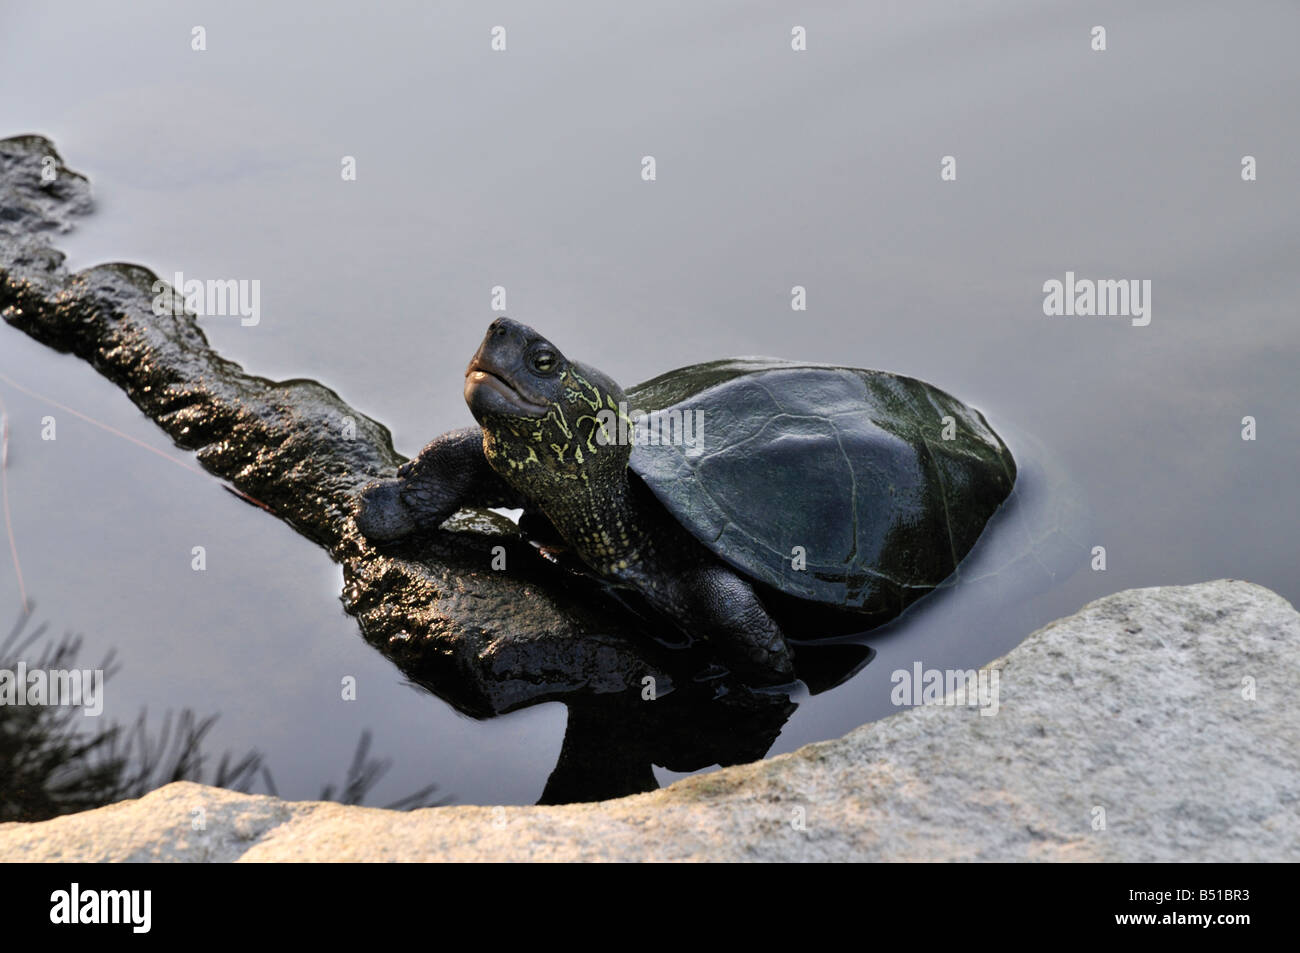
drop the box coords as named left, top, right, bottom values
left=354, top=478, right=417, bottom=542
left=718, top=636, right=796, bottom=689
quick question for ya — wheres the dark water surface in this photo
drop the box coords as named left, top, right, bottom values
left=2, top=1, right=1296, bottom=806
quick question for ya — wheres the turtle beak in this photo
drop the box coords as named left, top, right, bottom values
left=464, top=318, right=551, bottom=418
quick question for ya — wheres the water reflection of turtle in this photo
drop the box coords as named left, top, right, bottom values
left=357, top=318, right=1017, bottom=684
left=540, top=647, right=876, bottom=804
left=389, top=612, right=874, bottom=804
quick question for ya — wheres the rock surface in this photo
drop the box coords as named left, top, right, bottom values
left=1, top=578, right=1294, bottom=862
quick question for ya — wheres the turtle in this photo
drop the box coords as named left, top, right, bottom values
left=355, top=317, right=1017, bottom=684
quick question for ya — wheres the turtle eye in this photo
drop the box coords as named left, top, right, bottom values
left=530, top=349, right=558, bottom=374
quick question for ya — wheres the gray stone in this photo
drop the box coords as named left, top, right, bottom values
left=2, top=579, right=1294, bottom=862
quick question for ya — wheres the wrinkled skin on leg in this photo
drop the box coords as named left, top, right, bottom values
left=354, top=427, right=524, bottom=541
left=670, top=564, right=793, bottom=681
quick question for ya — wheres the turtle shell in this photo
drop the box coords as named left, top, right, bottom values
left=626, top=359, right=1016, bottom=620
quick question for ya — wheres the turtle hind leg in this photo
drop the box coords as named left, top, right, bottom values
left=671, top=563, right=796, bottom=687
left=354, top=426, right=523, bottom=542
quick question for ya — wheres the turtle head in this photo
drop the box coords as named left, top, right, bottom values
left=465, top=318, right=631, bottom=501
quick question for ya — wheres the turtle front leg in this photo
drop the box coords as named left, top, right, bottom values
left=666, top=563, right=796, bottom=686
left=354, top=426, right=523, bottom=542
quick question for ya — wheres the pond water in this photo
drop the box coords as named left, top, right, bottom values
left=1, top=0, right=1296, bottom=808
